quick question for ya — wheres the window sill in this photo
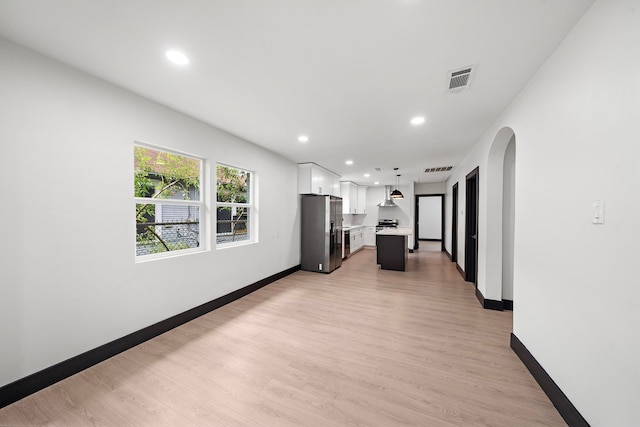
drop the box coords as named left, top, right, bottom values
left=135, top=247, right=207, bottom=263
left=216, top=240, right=257, bottom=250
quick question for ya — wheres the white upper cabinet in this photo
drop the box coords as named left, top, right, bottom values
left=340, top=182, right=356, bottom=214
left=356, top=185, right=367, bottom=214
left=298, top=163, right=341, bottom=196
left=340, top=181, right=367, bottom=214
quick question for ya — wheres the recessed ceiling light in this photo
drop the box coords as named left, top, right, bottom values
left=345, top=160, right=354, bottom=165
left=364, top=173, right=370, bottom=178
left=298, top=135, right=309, bottom=143
left=166, top=50, right=190, bottom=65
left=411, top=116, right=425, bottom=125
left=374, top=181, right=380, bottom=185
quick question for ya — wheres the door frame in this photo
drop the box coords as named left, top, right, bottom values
left=465, top=167, right=479, bottom=285
left=414, top=193, right=445, bottom=251
left=451, top=182, right=458, bottom=263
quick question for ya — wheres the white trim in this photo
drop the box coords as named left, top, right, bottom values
left=134, top=140, right=204, bottom=161
left=215, top=201, right=249, bottom=208
left=135, top=198, right=204, bottom=207
left=135, top=246, right=208, bottom=262
left=215, top=240, right=255, bottom=250
left=215, top=163, right=256, bottom=248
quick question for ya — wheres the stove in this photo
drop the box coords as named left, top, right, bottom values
left=376, top=219, right=399, bottom=231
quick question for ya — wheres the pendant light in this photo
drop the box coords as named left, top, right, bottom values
left=390, top=168, right=404, bottom=199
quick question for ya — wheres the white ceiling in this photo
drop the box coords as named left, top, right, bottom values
left=0, top=0, right=594, bottom=186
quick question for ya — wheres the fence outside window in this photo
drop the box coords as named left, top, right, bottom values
left=216, top=207, right=249, bottom=244
left=136, top=220, right=200, bottom=256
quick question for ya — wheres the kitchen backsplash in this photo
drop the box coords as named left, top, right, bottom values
left=343, top=213, right=365, bottom=227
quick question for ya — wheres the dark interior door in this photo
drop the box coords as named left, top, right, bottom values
left=451, top=183, right=458, bottom=263
left=465, top=168, right=479, bottom=285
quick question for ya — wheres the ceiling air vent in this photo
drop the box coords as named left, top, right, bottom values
left=374, top=167, right=383, bottom=172
left=424, top=166, right=453, bottom=173
left=448, top=66, right=473, bottom=91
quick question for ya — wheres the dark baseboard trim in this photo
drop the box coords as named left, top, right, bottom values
left=418, top=238, right=442, bottom=242
left=510, top=334, right=590, bottom=426
left=502, top=299, right=513, bottom=311
left=0, top=264, right=301, bottom=410
left=475, top=287, right=504, bottom=311
left=443, top=248, right=452, bottom=260
left=456, top=263, right=465, bottom=279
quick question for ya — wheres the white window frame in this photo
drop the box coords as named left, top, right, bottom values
left=216, top=163, right=256, bottom=248
left=134, top=142, right=206, bottom=261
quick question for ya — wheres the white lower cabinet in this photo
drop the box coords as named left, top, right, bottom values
left=344, top=226, right=367, bottom=259
left=364, top=226, right=376, bottom=246
left=350, top=227, right=364, bottom=253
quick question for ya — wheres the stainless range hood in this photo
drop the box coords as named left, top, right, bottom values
left=377, top=185, right=398, bottom=207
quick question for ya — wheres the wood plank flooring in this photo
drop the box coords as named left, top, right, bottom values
left=0, top=243, right=566, bottom=426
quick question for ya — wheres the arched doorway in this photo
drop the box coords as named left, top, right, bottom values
left=482, top=127, right=516, bottom=310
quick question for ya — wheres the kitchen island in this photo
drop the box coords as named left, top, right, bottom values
left=376, top=227, right=411, bottom=271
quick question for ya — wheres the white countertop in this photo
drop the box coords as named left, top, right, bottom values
left=343, top=225, right=365, bottom=231
left=376, top=227, right=412, bottom=236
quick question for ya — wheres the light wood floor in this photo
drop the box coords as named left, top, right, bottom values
left=0, top=243, right=566, bottom=426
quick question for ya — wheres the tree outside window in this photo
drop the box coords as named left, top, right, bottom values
left=134, top=145, right=203, bottom=257
left=216, top=164, right=253, bottom=245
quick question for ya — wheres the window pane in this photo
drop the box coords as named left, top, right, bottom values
left=134, top=146, right=200, bottom=201
left=216, top=206, right=250, bottom=244
left=216, top=165, right=249, bottom=203
left=136, top=203, right=200, bottom=256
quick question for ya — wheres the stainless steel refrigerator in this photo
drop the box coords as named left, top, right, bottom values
left=301, top=195, right=342, bottom=273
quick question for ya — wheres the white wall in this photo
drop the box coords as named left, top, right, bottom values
left=362, top=186, right=385, bottom=226
left=444, top=1, right=639, bottom=424
left=415, top=182, right=446, bottom=194
left=0, top=39, right=301, bottom=387
left=501, top=138, right=515, bottom=301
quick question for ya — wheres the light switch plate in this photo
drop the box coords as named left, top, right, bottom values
left=593, top=200, right=605, bottom=224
